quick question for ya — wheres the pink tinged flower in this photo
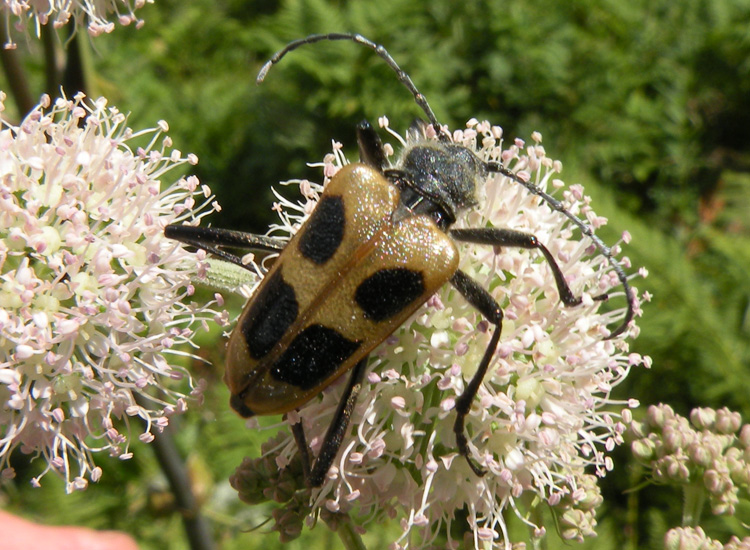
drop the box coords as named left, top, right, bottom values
left=230, top=119, right=648, bottom=549
left=0, top=0, right=150, bottom=48
left=0, top=92, right=228, bottom=492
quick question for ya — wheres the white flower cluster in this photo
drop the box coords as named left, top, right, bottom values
left=0, top=92, right=227, bottom=492
left=232, top=118, right=649, bottom=549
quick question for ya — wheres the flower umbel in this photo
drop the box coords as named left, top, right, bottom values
left=627, top=404, right=750, bottom=519
left=0, top=92, right=227, bottom=492
left=230, top=118, right=648, bottom=549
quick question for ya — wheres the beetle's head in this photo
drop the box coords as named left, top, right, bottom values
left=395, top=127, right=487, bottom=227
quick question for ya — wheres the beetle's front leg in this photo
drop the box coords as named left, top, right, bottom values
left=164, top=225, right=285, bottom=273
left=449, top=269, right=503, bottom=477
left=451, top=227, right=607, bottom=306
left=291, top=356, right=369, bottom=488
left=356, top=120, right=388, bottom=171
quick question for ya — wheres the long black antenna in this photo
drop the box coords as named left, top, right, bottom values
left=256, top=33, right=442, bottom=136
left=256, top=33, right=635, bottom=339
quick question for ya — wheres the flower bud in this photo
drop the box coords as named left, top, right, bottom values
left=690, top=407, right=716, bottom=430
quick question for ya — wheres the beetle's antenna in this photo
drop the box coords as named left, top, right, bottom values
left=257, top=33, right=635, bottom=338
left=487, top=162, right=635, bottom=339
left=256, top=33, right=443, bottom=137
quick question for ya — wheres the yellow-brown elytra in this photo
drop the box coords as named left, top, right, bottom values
left=165, top=33, right=635, bottom=487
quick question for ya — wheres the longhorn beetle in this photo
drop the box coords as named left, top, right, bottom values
left=166, top=33, right=635, bottom=487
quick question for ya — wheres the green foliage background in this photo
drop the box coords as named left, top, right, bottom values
left=2, top=0, right=750, bottom=548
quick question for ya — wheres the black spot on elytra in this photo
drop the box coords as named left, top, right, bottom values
left=355, top=268, right=425, bottom=322
left=242, top=270, right=298, bottom=359
left=271, top=325, right=361, bottom=390
left=298, top=195, right=345, bottom=264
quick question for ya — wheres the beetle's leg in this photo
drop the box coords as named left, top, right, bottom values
left=290, top=419, right=312, bottom=482
left=356, top=120, right=388, bottom=171
left=451, top=227, right=609, bottom=307
left=454, top=184, right=634, bottom=338
left=449, top=269, right=503, bottom=477
left=164, top=225, right=285, bottom=273
left=291, top=356, right=369, bottom=487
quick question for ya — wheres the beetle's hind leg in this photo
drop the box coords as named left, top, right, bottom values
left=449, top=269, right=504, bottom=477
left=291, top=356, right=369, bottom=488
left=164, top=225, right=285, bottom=273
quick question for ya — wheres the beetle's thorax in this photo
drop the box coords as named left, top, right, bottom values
left=390, top=139, right=486, bottom=230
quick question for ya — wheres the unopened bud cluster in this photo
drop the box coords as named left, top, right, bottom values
left=665, top=527, right=750, bottom=550
left=230, top=432, right=309, bottom=542
left=627, top=404, right=750, bottom=516
left=556, top=473, right=603, bottom=542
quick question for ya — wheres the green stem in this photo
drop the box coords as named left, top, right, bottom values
left=40, top=24, right=59, bottom=95
left=61, top=27, right=86, bottom=96
left=681, top=481, right=705, bottom=527
left=135, top=395, right=216, bottom=550
left=336, top=517, right=367, bottom=550
left=0, top=26, right=34, bottom=116
left=625, top=463, right=642, bottom=550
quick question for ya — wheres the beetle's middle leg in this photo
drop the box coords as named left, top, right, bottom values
left=449, top=269, right=503, bottom=476
left=450, top=227, right=609, bottom=306
left=291, top=356, right=369, bottom=487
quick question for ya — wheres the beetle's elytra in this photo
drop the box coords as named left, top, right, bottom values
left=165, top=33, right=635, bottom=487
left=224, top=162, right=459, bottom=417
